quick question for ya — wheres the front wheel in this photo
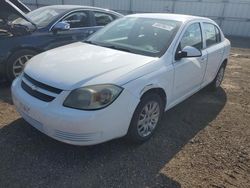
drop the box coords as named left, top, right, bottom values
left=6, top=49, right=37, bottom=82
left=127, top=93, right=164, bottom=143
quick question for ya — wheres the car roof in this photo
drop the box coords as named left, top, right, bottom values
left=127, top=13, right=212, bottom=23
left=45, top=5, right=123, bottom=16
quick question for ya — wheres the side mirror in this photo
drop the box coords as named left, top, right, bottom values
left=175, top=46, right=202, bottom=60
left=52, top=22, right=70, bottom=32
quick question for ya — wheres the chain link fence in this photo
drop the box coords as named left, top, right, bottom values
left=22, top=0, right=250, bottom=37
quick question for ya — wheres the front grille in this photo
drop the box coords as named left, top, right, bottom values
left=23, top=73, right=62, bottom=94
left=21, top=81, right=55, bottom=102
left=21, top=73, right=63, bottom=102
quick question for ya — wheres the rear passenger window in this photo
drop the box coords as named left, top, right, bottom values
left=180, top=23, right=203, bottom=50
left=215, top=26, right=221, bottom=43
left=204, top=23, right=221, bottom=48
left=94, top=12, right=114, bottom=26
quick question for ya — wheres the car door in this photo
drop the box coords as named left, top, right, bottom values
left=49, top=10, right=93, bottom=49
left=173, top=22, right=208, bottom=101
left=202, top=22, right=225, bottom=86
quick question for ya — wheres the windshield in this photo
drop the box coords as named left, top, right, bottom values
left=12, top=7, right=65, bottom=28
left=86, top=17, right=181, bottom=57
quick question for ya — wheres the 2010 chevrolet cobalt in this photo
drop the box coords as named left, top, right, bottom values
left=12, top=14, right=231, bottom=145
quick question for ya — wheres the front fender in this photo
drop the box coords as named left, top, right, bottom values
left=122, top=63, right=174, bottom=107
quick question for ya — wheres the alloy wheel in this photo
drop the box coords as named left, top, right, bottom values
left=13, top=55, right=33, bottom=77
left=137, top=101, right=160, bottom=137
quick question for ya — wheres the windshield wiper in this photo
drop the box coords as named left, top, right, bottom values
left=84, top=41, right=131, bottom=53
left=101, top=44, right=132, bottom=53
left=84, top=40, right=92, bottom=44
left=84, top=40, right=100, bottom=46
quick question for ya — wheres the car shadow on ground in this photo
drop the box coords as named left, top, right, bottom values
left=0, top=87, right=227, bottom=187
left=0, top=81, right=12, bottom=104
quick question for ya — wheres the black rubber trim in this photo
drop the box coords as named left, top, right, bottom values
left=21, top=81, right=55, bottom=102
left=23, top=73, right=62, bottom=94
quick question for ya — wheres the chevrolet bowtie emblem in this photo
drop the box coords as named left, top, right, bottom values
left=30, top=84, right=37, bottom=91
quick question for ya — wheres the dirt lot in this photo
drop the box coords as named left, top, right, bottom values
left=0, top=38, right=249, bottom=188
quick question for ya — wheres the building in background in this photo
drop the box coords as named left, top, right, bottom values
left=21, top=0, right=250, bottom=37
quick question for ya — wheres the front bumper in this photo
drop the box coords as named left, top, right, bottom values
left=11, top=77, right=139, bottom=145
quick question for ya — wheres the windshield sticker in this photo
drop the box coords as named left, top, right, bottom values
left=152, top=23, right=174, bottom=31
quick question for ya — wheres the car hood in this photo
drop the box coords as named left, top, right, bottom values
left=24, top=42, right=157, bottom=90
left=0, top=0, right=32, bottom=24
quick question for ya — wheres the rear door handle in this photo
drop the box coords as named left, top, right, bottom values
left=218, top=50, right=224, bottom=55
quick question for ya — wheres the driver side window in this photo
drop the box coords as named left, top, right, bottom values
left=180, top=23, right=203, bottom=51
left=62, top=11, right=90, bottom=28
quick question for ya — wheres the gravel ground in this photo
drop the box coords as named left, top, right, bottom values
left=0, top=38, right=249, bottom=188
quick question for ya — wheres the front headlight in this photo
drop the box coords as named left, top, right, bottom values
left=63, top=84, right=123, bottom=110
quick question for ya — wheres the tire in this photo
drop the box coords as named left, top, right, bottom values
left=6, top=49, right=37, bottom=82
left=127, top=93, right=164, bottom=143
left=209, top=64, right=226, bottom=91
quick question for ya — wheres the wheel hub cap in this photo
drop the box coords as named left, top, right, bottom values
left=13, top=55, right=33, bottom=77
left=137, top=101, right=160, bottom=137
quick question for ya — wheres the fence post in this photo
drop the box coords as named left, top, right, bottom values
left=219, top=0, right=228, bottom=27
left=172, top=0, right=176, bottom=13
left=129, top=0, right=133, bottom=14
left=62, top=0, right=64, bottom=5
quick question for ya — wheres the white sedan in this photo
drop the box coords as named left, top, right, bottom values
left=12, top=14, right=231, bottom=145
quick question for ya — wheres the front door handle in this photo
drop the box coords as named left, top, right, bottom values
left=200, top=57, right=207, bottom=62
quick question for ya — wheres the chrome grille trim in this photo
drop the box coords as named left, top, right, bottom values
left=22, top=77, right=58, bottom=97
left=23, top=73, right=62, bottom=94
left=21, top=81, right=55, bottom=102
left=21, top=73, right=63, bottom=102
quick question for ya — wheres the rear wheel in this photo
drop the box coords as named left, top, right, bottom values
left=209, top=64, right=226, bottom=91
left=6, top=49, right=37, bottom=82
left=127, top=93, right=164, bottom=143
